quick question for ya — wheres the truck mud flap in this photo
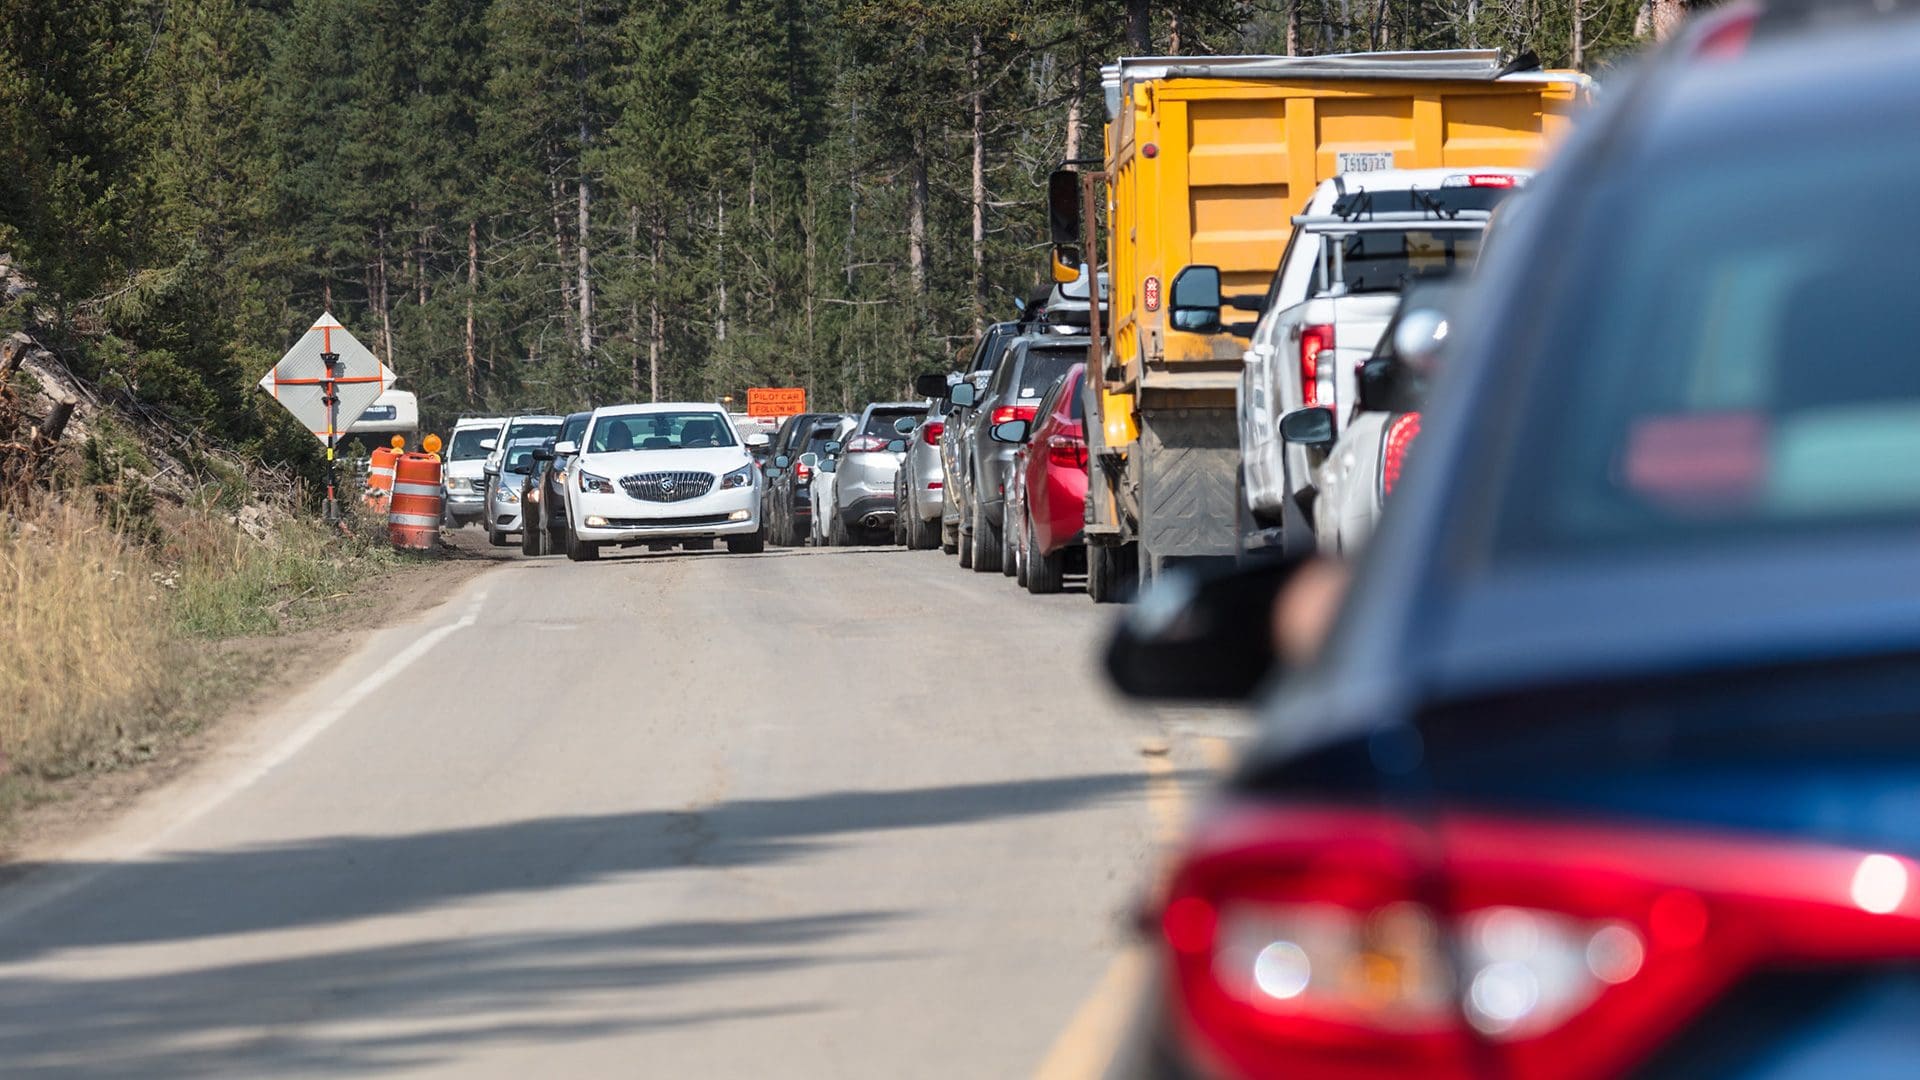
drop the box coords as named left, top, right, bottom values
left=1139, top=408, right=1240, bottom=560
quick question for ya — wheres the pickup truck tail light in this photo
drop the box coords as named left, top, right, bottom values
left=1046, top=435, right=1088, bottom=470
left=924, top=421, right=945, bottom=444
left=1381, top=412, right=1422, bottom=497
left=991, top=405, right=1039, bottom=426
left=1300, top=325, right=1335, bottom=408
left=845, top=435, right=890, bottom=453
left=796, top=462, right=813, bottom=482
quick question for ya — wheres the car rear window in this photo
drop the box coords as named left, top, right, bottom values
left=503, top=419, right=560, bottom=447
left=862, top=407, right=925, bottom=436
left=1016, top=348, right=1084, bottom=401
left=560, top=414, right=589, bottom=444
left=1492, top=136, right=1920, bottom=557
left=448, top=427, right=500, bottom=461
left=1332, top=227, right=1483, bottom=295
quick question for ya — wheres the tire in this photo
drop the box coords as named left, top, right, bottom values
left=727, top=529, right=766, bottom=555
left=829, top=508, right=851, bottom=547
left=487, top=525, right=510, bottom=547
left=520, top=520, right=543, bottom=556
left=970, top=507, right=1002, bottom=573
left=565, top=535, right=600, bottom=562
left=1026, top=515, right=1064, bottom=595
left=1088, top=541, right=1134, bottom=604
left=941, top=518, right=960, bottom=556
left=1014, top=513, right=1029, bottom=589
left=1000, top=510, right=1018, bottom=578
left=908, top=508, right=938, bottom=550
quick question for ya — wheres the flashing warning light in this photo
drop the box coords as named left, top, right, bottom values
left=422, top=433, right=443, bottom=455
left=390, top=435, right=406, bottom=450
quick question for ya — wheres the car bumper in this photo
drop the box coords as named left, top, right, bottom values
left=490, top=506, right=523, bottom=531
left=572, top=485, right=760, bottom=542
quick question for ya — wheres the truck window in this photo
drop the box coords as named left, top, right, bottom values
left=448, top=427, right=500, bottom=461
left=1333, top=228, right=1484, bottom=295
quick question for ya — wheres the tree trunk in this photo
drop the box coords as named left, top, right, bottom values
left=971, top=32, right=988, bottom=333
left=32, top=397, right=75, bottom=449
left=552, top=180, right=578, bottom=347
left=1638, top=0, right=1686, bottom=39
left=908, top=128, right=929, bottom=303
left=577, top=175, right=593, bottom=356
left=465, top=219, right=479, bottom=406
left=716, top=192, right=728, bottom=345
left=1126, top=0, right=1151, bottom=53
left=1573, top=0, right=1584, bottom=68
left=649, top=217, right=664, bottom=401
left=376, top=224, right=394, bottom=364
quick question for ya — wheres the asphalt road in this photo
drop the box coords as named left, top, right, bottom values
left=0, top=540, right=1236, bottom=1078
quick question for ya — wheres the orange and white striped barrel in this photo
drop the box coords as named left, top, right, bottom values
left=387, top=453, right=444, bottom=551
left=364, top=446, right=398, bottom=511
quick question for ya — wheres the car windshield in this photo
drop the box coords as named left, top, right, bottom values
left=1493, top=135, right=1920, bottom=558
left=448, top=427, right=499, bottom=461
left=1017, top=347, right=1084, bottom=401
left=861, top=407, right=924, bottom=436
left=503, top=419, right=560, bottom=447
left=588, top=411, right=737, bottom=452
left=1331, top=227, right=1483, bottom=295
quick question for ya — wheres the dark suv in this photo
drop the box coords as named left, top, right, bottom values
left=952, top=333, right=1088, bottom=573
left=519, top=410, right=591, bottom=556
left=764, top=412, right=849, bottom=546
left=939, top=320, right=1021, bottom=554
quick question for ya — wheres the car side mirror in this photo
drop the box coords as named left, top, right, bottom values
left=887, top=439, right=907, bottom=453
left=1357, top=357, right=1427, bottom=415
left=990, top=419, right=1030, bottom=444
left=913, top=372, right=949, bottom=399
left=1169, top=265, right=1223, bottom=335
left=823, top=440, right=843, bottom=456
left=799, top=452, right=819, bottom=468
left=1279, top=407, right=1337, bottom=451
left=532, top=446, right=554, bottom=462
left=554, top=439, right=578, bottom=456
left=746, top=432, right=771, bottom=448
left=482, top=463, right=498, bottom=476
left=821, top=458, right=838, bottom=474
left=1106, top=557, right=1310, bottom=702
left=949, top=382, right=978, bottom=408
left=893, top=416, right=917, bottom=435
left=774, top=453, right=792, bottom=469
left=479, top=437, right=497, bottom=452
left=508, top=461, right=532, bottom=475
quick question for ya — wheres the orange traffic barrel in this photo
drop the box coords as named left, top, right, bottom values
left=387, top=452, right=444, bottom=551
left=364, top=445, right=398, bottom=510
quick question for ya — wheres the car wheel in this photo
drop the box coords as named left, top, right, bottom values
left=941, top=518, right=959, bottom=556
left=1027, top=515, right=1064, bottom=595
left=1013, top=513, right=1029, bottom=588
left=908, top=508, right=938, bottom=550
left=727, top=529, right=766, bottom=555
left=487, top=525, right=510, bottom=547
left=829, top=508, right=851, bottom=547
left=1000, top=511, right=1018, bottom=578
left=970, top=508, right=1002, bottom=573
left=1088, top=542, right=1132, bottom=604
left=520, top=521, right=542, bottom=556
left=566, top=536, right=600, bottom=562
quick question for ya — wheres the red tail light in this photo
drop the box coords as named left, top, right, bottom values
left=845, top=434, right=890, bottom=453
left=797, top=463, right=813, bottom=481
left=1381, top=412, right=1422, bottom=497
left=1159, top=803, right=1920, bottom=1080
left=1299, top=325, right=1335, bottom=408
left=924, top=421, right=945, bottom=443
left=991, top=404, right=1039, bottom=426
left=1046, top=434, right=1088, bottom=469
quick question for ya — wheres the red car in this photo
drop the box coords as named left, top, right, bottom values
left=1000, top=363, right=1088, bottom=594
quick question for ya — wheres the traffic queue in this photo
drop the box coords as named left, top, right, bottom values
left=423, top=2, right=1920, bottom=1075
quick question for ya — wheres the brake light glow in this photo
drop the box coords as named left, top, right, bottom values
left=924, top=421, right=945, bottom=443
left=1299, top=325, right=1335, bottom=409
left=991, top=405, right=1039, bottom=426
left=1381, top=412, right=1422, bottom=497
left=797, top=462, right=813, bottom=481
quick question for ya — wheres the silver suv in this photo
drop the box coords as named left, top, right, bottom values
left=892, top=393, right=948, bottom=549
left=823, top=402, right=925, bottom=545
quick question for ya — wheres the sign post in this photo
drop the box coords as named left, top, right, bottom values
left=259, top=313, right=396, bottom=524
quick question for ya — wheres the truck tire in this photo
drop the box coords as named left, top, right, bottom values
left=970, top=509, right=1002, bottom=573
left=1026, top=516, right=1064, bottom=595
left=1088, top=541, right=1136, bottom=604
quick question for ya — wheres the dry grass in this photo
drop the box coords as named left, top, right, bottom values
left=0, top=503, right=173, bottom=777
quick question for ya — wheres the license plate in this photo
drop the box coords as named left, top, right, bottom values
left=1336, top=151, right=1396, bottom=174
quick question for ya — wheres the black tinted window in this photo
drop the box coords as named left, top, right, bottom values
left=862, top=407, right=925, bottom=436
left=1016, top=347, right=1084, bottom=400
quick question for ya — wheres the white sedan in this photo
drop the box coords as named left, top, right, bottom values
left=562, top=403, right=768, bottom=561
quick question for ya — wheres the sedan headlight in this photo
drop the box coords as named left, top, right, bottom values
left=579, top=469, right=614, bottom=494
left=494, top=483, right=519, bottom=504
left=719, top=463, right=754, bottom=490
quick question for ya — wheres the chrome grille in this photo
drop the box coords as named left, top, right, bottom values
left=619, top=470, right=715, bottom=503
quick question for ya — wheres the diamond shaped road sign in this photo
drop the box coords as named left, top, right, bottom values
left=258, top=312, right=397, bottom=445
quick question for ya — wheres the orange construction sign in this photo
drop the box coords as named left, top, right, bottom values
left=746, top=387, right=808, bottom=418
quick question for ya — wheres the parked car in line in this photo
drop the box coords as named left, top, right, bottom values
left=519, top=410, right=592, bottom=557
left=486, top=437, right=548, bottom=542
left=821, top=402, right=924, bottom=546
left=805, top=416, right=858, bottom=546
left=938, top=320, right=1021, bottom=553
left=481, top=413, right=564, bottom=545
left=950, top=333, right=1087, bottom=573
left=1108, top=13, right=1920, bottom=1076
left=561, top=403, right=765, bottom=561
left=891, top=392, right=948, bottom=550
left=442, top=416, right=504, bottom=527
left=763, top=412, right=849, bottom=547
left=994, top=364, right=1089, bottom=594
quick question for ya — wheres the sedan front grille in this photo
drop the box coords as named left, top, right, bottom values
left=619, top=470, right=715, bottom=502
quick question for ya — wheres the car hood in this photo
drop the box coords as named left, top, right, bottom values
left=444, top=459, right=487, bottom=480
left=575, top=446, right=753, bottom=478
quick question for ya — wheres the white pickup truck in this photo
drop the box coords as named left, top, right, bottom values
left=1236, top=168, right=1526, bottom=551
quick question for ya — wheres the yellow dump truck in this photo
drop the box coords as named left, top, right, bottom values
left=1049, top=51, right=1589, bottom=597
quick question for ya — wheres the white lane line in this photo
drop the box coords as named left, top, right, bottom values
left=0, top=588, right=488, bottom=935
